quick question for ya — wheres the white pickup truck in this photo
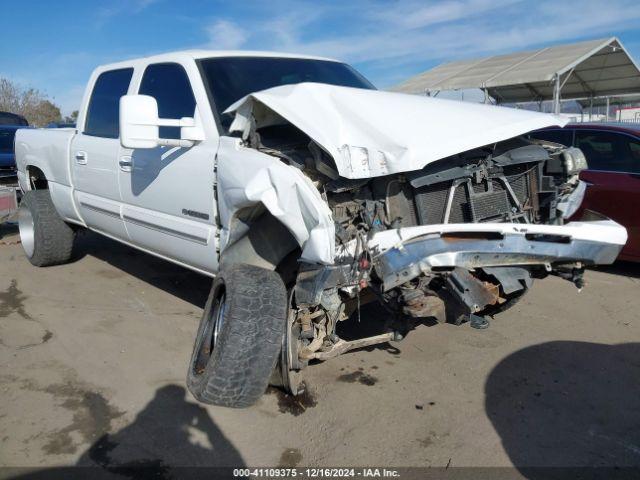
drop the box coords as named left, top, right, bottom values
left=15, top=50, right=627, bottom=407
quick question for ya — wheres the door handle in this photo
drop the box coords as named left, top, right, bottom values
left=119, top=156, right=133, bottom=172
left=75, top=151, right=87, bottom=165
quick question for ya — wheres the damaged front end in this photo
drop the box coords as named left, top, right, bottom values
left=286, top=143, right=625, bottom=378
left=223, top=83, right=627, bottom=394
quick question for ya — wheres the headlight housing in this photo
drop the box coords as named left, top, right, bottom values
left=562, top=147, right=588, bottom=175
left=339, top=144, right=390, bottom=177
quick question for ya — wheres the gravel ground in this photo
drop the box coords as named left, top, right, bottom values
left=1, top=223, right=639, bottom=477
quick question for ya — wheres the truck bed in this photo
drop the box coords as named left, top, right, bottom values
left=15, top=128, right=75, bottom=189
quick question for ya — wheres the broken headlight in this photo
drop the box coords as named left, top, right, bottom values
left=339, top=144, right=390, bottom=177
left=561, top=147, right=588, bottom=175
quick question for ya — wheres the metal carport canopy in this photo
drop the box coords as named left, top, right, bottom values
left=394, top=37, right=640, bottom=109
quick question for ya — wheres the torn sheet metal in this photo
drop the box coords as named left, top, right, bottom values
left=216, top=137, right=335, bottom=264
left=557, top=180, right=587, bottom=219
left=226, top=82, right=568, bottom=180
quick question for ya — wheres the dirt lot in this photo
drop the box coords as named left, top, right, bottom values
left=1, top=222, right=639, bottom=476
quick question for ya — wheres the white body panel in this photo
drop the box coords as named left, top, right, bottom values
left=14, top=128, right=81, bottom=223
left=71, top=134, right=129, bottom=240
left=227, top=83, right=569, bottom=179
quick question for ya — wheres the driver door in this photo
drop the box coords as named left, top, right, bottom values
left=118, top=62, right=219, bottom=273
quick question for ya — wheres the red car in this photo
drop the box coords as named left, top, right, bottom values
left=531, top=123, right=640, bottom=262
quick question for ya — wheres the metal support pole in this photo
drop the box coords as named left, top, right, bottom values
left=589, top=96, right=593, bottom=121
left=605, top=96, right=610, bottom=121
left=553, top=74, right=561, bottom=115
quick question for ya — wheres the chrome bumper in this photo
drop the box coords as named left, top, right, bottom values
left=372, top=220, right=627, bottom=291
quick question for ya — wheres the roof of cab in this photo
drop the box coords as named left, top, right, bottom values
left=96, top=50, right=340, bottom=71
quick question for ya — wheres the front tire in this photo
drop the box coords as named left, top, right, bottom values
left=187, top=264, right=288, bottom=407
left=18, top=190, right=75, bottom=267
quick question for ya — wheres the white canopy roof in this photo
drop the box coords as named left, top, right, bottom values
left=394, top=37, right=640, bottom=104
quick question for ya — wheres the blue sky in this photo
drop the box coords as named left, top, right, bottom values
left=2, top=0, right=640, bottom=115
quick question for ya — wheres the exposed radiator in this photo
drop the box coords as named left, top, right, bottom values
left=413, top=164, right=537, bottom=225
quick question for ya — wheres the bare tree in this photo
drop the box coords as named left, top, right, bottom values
left=0, top=77, right=62, bottom=126
left=63, top=110, right=79, bottom=124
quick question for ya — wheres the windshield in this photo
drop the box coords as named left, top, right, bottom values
left=198, top=56, right=375, bottom=130
left=0, top=128, right=17, bottom=153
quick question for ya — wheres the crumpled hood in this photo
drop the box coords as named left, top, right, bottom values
left=226, top=82, right=568, bottom=179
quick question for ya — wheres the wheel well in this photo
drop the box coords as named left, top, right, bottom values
left=26, top=166, right=48, bottom=190
left=220, top=207, right=300, bottom=273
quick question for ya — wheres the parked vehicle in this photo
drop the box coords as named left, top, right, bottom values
left=0, top=125, right=29, bottom=179
left=15, top=51, right=627, bottom=407
left=46, top=122, right=76, bottom=129
left=0, top=111, right=28, bottom=126
left=530, top=123, right=639, bottom=262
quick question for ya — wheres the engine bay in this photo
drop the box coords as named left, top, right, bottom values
left=248, top=122, right=600, bottom=395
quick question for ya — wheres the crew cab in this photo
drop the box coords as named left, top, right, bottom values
left=15, top=51, right=627, bottom=407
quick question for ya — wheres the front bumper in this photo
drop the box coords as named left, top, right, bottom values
left=371, top=219, right=627, bottom=290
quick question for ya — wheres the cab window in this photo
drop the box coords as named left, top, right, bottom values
left=575, top=130, right=640, bottom=173
left=139, top=63, right=196, bottom=139
left=85, top=68, right=134, bottom=138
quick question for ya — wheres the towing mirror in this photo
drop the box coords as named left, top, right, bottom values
left=119, top=95, right=205, bottom=149
left=120, top=95, right=159, bottom=149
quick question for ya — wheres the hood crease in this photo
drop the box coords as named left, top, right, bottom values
left=226, top=82, right=568, bottom=179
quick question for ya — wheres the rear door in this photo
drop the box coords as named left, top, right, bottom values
left=118, top=61, right=219, bottom=273
left=576, top=129, right=640, bottom=260
left=71, top=68, right=133, bottom=240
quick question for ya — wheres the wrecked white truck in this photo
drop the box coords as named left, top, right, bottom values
left=15, top=51, right=627, bottom=407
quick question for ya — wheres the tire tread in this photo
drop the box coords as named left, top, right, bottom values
left=21, top=190, right=75, bottom=267
left=187, top=264, right=287, bottom=408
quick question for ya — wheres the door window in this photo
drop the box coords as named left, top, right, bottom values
left=139, top=63, right=196, bottom=139
left=575, top=130, right=640, bottom=173
left=84, top=68, right=133, bottom=138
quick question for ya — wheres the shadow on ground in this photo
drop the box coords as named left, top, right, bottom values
left=591, top=261, right=640, bottom=279
left=335, top=300, right=438, bottom=357
left=9, top=385, right=243, bottom=479
left=73, top=231, right=211, bottom=309
left=0, top=222, right=18, bottom=242
left=2, top=224, right=211, bottom=309
left=486, top=341, right=640, bottom=477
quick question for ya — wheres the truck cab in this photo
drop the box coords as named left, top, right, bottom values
left=14, top=51, right=628, bottom=408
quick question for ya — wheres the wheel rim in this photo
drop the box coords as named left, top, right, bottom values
left=193, top=290, right=226, bottom=376
left=212, top=293, right=226, bottom=350
left=18, top=202, right=35, bottom=258
left=280, top=295, right=304, bottom=395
